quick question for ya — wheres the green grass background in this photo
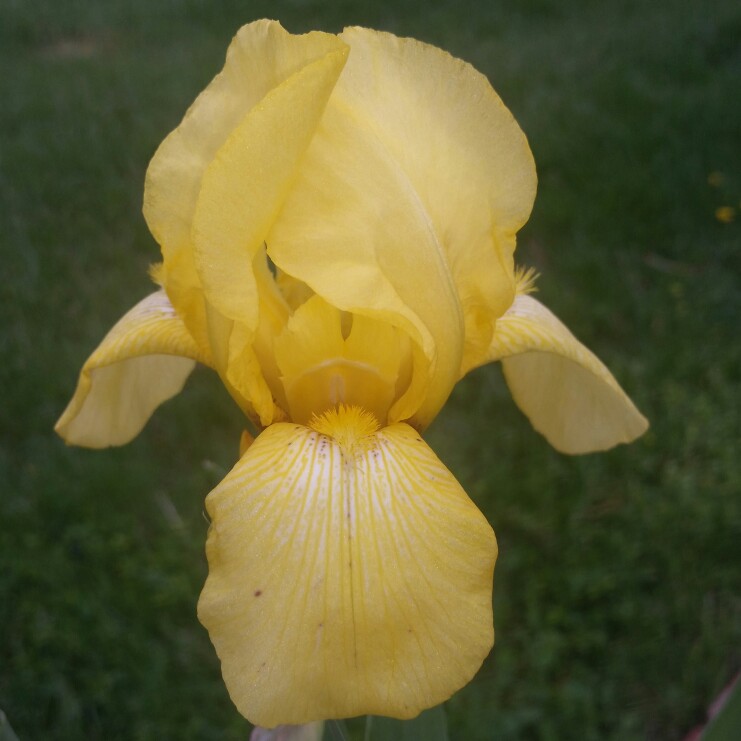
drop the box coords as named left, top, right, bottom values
left=1, top=0, right=739, bottom=738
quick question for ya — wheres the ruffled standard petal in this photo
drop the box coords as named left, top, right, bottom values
left=336, top=28, right=537, bottom=373
left=266, top=81, right=465, bottom=429
left=189, top=31, right=348, bottom=425
left=55, top=291, right=207, bottom=448
left=268, top=29, right=537, bottom=427
left=143, top=20, right=347, bottom=352
left=192, top=39, right=348, bottom=329
left=198, top=408, right=496, bottom=727
left=479, top=294, right=648, bottom=453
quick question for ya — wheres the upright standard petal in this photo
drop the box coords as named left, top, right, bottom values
left=55, top=291, right=207, bottom=448
left=198, top=407, right=496, bottom=727
left=267, top=85, right=465, bottom=429
left=143, top=20, right=347, bottom=352
left=478, top=294, right=648, bottom=453
left=336, top=28, right=537, bottom=373
left=190, top=32, right=348, bottom=426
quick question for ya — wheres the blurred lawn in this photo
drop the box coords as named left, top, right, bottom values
left=1, top=0, right=739, bottom=739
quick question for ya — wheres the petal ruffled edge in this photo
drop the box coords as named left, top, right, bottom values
left=191, top=36, right=348, bottom=330
left=479, top=294, right=648, bottom=454
left=143, top=20, right=347, bottom=359
left=336, top=27, right=537, bottom=369
left=55, top=290, right=208, bottom=448
left=188, top=31, right=348, bottom=425
left=198, top=410, right=496, bottom=726
left=265, top=71, right=465, bottom=429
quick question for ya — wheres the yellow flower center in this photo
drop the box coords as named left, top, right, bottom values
left=309, top=403, right=380, bottom=453
left=273, top=294, right=410, bottom=426
left=284, top=359, right=396, bottom=427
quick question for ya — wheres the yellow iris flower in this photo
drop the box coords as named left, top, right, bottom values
left=56, top=21, right=648, bottom=728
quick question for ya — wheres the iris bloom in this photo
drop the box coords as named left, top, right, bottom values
left=56, top=21, right=647, bottom=727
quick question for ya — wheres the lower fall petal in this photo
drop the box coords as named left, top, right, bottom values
left=476, top=294, right=648, bottom=453
left=198, top=407, right=496, bottom=727
left=55, top=290, right=208, bottom=448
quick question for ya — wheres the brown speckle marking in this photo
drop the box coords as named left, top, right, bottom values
left=254, top=589, right=262, bottom=597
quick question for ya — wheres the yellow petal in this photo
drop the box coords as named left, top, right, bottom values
left=267, top=80, right=465, bottom=429
left=199, top=248, right=291, bottom=428
left=143, top=20, right=346, bottom=353
left=250, top=246, right=292, bottom=414
left=186, top=30, right=347, bottom=423
left=201, top=302, right=281, bottom=428
left=198, top=407, right=496, bottom=726
left=56, top=291, right=207, bottom=448
left=345, top=312, right=413, bottom=419
left=336, top=28, right=537, bottom=374
left=192, top=36, right=348, bottom=331
left=273, top=296, right=409, bottom=425
left=479, top=294, right=648, bottom=453
left=275, top=269, right=315, bottom=312
left=273, top=297, right=345, bottom=380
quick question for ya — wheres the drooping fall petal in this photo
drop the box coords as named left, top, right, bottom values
left=55, top=291, right=207, bottom=448
left=198, top=407, right=496, bottom=727
left=479, top=294, right=648, bottom=453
